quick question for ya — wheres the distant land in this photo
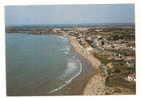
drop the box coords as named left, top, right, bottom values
left=6, top=23, right=135, bottom=28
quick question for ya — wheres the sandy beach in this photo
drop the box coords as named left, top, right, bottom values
left=68, top=36, right=107, bottom=95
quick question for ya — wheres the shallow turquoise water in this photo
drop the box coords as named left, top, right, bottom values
left=6, top=33, right=82, bottom=95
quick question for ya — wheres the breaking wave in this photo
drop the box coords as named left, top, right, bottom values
left=58, top=36, right=68, bottom=41
left=49, top=57, right=82, bottom=94
left=60, top=45, right=70, bottom=55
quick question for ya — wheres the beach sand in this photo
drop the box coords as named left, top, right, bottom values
left=49, top=43, right=94, bottom=95
left=68, top=36, right=107, bottom=95
left=50, top=52, right=94, bottom=95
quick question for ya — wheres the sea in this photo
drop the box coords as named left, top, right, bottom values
left=6, top=33, right=93, bottom=96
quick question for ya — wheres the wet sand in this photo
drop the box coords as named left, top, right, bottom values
left=68, top=36, right=107, bottom=95
left=49, top=52, right=94, bottom=95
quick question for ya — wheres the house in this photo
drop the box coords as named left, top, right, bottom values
left=108, top=56, right=113, bottom=60
left=86, top=36, right=92, bottom=41
left=86, top=46, right=93, bottom=54
left=95, top=29, right=102, bottom=32
left=128, top=73, right=136, bottom=81
left=114, top=57, right=123, bottom=61
left=104, top=45, right=112, bottom=49
left=92, top=39, right=102, bottom=47
left=106, top=62, right=113, bottom=69
left=126, top=60, right=135, bottom=68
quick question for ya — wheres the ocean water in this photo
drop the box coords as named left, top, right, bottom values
left=6, top=33, right=84, bottom=96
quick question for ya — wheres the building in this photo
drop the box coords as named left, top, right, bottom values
left=126, top=60, right=135, bottom=68
left=128, top=73, right=136, bottom=81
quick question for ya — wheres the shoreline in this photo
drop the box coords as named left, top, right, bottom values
left=50, top=51, right=94, bottom=95
left=49, top=37, right=94, bottom=95
left=7, top=33, right=94, bottom=95
left=6, top=31, right=135, bottom=95
left=6, top=24, right=136, bottom=95
left=68, top=35, right=107, bottom=95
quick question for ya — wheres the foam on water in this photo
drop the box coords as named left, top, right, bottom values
left=60, top=59, right=79, bottom=79
left=7, top=33, right=83, bottom=95
left=60, top=45, right=70, bottom=55
left=58, top=36, right=68, bottom=41
left=49, top=57, right=82, bottom=94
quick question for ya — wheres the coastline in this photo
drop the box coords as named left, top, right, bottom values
left=6, top=29, right=135, bottom=95
left=68, top=35, right=107, bottom=95
left=49, top=51, right=94, bottom=95
left=6, top=33, right=94, bottom=96
left=6, top=24, right=136, bottom=95
left=48, top=36, right=95, bottom=95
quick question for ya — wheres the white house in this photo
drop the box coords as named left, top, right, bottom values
left=86, top=46, right=93, bottom=54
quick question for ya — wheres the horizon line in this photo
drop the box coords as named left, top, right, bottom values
left=6, top=22, right=135, bottom=27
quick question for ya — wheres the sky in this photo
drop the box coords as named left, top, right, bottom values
left=5, top=4, right=135, bottom=26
